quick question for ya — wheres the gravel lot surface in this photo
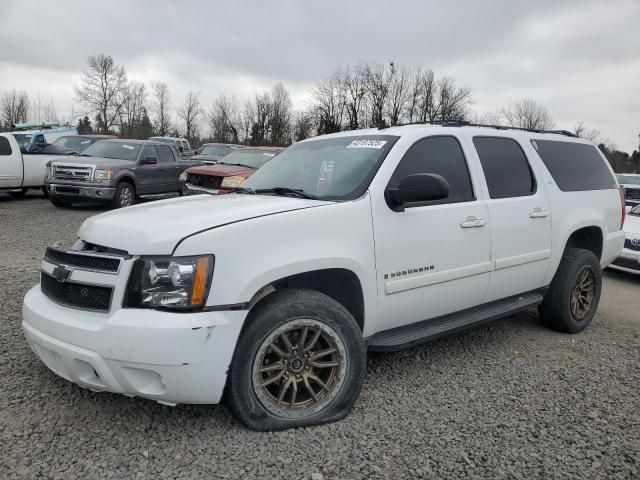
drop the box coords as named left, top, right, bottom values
left=1, top=192, right=639, bottom=479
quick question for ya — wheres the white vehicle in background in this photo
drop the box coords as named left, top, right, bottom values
left=0, top=133, right=76, bottom=197
left=23, top=122, right=624, bottom=430
left=610, top=204, right=640, bottom=274
left=617, top=173, right=640, bottom=208
left=148, top=136, right=195, bottom=156
left=10, top=122, right=78, bottom=153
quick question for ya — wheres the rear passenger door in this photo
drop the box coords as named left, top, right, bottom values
left=470, top=136, right=552, bottom=302
left=373, top=135, right=492, bottom=331
left=157, top=145, right=181, bottom=192
left=137, top=145, right=162, bottom=194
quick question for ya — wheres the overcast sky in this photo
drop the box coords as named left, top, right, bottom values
left=1, top=0, right=638, bottom=152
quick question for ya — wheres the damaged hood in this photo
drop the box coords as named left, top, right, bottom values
left=78, top=194, right=331, bottom=255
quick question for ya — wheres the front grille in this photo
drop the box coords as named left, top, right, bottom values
left=625, top=188, right=640, bottom=200
left=44, top=248, right=121, bottom=273
left=41, top=272, right=113, bottom=312
left=187, top=173, right=223, bottom=190
left=624, top=238, right=640, bottom=252
left=53, top=165, right=92, bottom=182
left=612, top=257, right=640, bottom=271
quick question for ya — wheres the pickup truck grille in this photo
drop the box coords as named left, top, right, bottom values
left=187, top=173, right=223, bottom=190
left=53, top=165, right=93, bottom=182
left=41, top=272, right=113, bottom=312
left=625, top=188, right=640, bottom=200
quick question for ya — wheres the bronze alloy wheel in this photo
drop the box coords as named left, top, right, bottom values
left=252, top=319, right=347, bottom=419
left=570, top=265, right=596, bottom=321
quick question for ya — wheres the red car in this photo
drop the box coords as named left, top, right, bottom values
left=183, top=146, right=284, bottom=195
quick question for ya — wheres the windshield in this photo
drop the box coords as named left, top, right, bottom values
left=53, top=136, right=95, bottom=151
left=242, top=136, right=398, bottom=200
left=200, top=145, right=234, bottom=156
left=619, top=175, right=640, bottom=186
left=81, top=141, right=141, bottom=160
left=221, top=150, right=278, bottom=169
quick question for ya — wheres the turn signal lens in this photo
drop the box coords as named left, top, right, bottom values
left=221, top=175, right=246, bottom=188
left=191, top=256, right=210, bottom=305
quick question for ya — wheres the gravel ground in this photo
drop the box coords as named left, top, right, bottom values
left=1, top=191, right=639, bottom=480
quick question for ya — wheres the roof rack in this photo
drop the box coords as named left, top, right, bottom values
left=378, top=119, right=578, bottom=137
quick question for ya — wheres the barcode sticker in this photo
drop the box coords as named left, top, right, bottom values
left=347, top=139, right=387, bottom=149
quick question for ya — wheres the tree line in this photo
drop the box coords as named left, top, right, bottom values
left=0, top=53, right=638, bottom=172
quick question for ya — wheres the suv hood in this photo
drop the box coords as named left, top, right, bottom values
left=78, top=194, right=331, bottom=255
left=51, top=156, right=137, bottom=169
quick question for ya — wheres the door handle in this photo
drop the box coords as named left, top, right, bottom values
left=460, top=216, right=486, bottom=228
left=529, top=208, right=549, bottom=218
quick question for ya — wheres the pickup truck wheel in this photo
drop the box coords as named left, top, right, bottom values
left=539, top=248, right=602, bottom=333
left=8, top=187, right=28, bottom=198
left=112, top=182, right=135, bottom=209
left=225, top=289, right=365, bottom=431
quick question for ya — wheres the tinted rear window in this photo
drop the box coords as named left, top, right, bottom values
left=474, top=137, right=535, bottom=198
left=532, top=140, right=616, bottom=192
left=0, top=136, right=12, bottom=155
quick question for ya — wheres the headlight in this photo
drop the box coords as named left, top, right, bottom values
left=179, top=171, right=188, bottom=182
left=45, top=165, right=52, bottom=179
left=126, top=255, right=214, bottom=310
left=221, top=175, right=247, bottom=188
left=94, top=169, right=114, bottom=183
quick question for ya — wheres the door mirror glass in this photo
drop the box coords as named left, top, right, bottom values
left=387, top=173, right=450, bottom=206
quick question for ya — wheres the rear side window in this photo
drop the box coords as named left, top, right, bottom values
left=532, top=140, right=616, bottom=191
left=0, top=137, right=12, bottom=155
left=389, top=136, right=474, bottom=205
left=473, top=137, right=535, bottom=199
left=157, top=145, right=175, bottom=163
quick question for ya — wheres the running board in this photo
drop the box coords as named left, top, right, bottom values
left=367, top=292, right=544, bottom=352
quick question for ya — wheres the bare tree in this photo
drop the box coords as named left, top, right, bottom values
left=414, top=69, right=436, bottom=122
left=386, top=64, right=410, bottom=125
left=249, top=91, right=272, bottom=145
left=292, top=110, right=315, bottom=142
left=208, top=95, right=241, bottom=144
left=120, top=81, right=148, bottom=137
left=311, top=70, right=345, bottom=134
left=364, top=62, right=394, bottom=127
left=1, top=90, right=30, bottom=126
left=151, top=81, right=171, bottom=136
left=434, top=77, right=471, bottom=121
left=177, top=90, right=202, bottom=141
left=268, top=83, right=292, bottom=146
left=74, top=54, right=129, bottom=133
left=503, top=98, right=555, bottom=130
left=342, top=64, right=367, bottom=130
left=574, top=121, right=601, bottom=142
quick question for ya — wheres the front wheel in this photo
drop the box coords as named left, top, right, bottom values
left=225, top=289, right=366, bottom=431
left=539, top=248, right=602, bottom=333
left=111, top=182, right=135, bottom=209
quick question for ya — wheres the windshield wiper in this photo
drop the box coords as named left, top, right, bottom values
left=78, top=153, right=92, bottom=157
left=255, top=187, right=317, bottom=200
left=226, top=186, right=256, bottom=195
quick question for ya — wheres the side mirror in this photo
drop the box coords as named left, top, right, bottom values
left=178, top=146, right=184, bottom=152
left=386, top=173, right=450, bottom=209
left=143, top=157, right=158, bottom=165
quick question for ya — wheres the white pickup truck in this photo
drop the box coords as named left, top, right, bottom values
left=0, top=133, right=73, bottom=196
left=22, top=123, right=625, bottom=431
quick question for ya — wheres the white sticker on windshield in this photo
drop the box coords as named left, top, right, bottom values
left=262, top=153, right=275, bottom=156
left=122, top=145, right=135, bottom=150
left=81, top=140, right=91, bottom=144
left=347, top=139, right=387, bottom=149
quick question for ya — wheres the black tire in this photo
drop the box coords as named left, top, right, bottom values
left=50, top=197, right=71, bottom=208
left=225, top=289, right=366, bottom=431
left=111, top=181, right=136, bottom=209
left=8, top=187, right=28, bottom=198
left=539, top=248, right=602, bottom=333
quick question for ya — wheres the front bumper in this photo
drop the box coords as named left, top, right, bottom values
left=609, top=248, right=640, bottom=274
left=23, top=286, right=247, bottom=404
left=47, top=182, right=116, bottom=201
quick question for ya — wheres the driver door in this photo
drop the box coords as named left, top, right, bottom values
left=372, top=135, right=492, bottom=331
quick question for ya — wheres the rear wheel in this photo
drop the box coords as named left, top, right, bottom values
left=539, top=248, right=602, bottom=333
left=111, top=182, right=135, bottom=209
left=225, top=289, right=366, bottom=431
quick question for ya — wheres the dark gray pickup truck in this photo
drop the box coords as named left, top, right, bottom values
left=45, top=139, right=202, bottom=209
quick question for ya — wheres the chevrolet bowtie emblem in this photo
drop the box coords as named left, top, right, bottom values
left=52, top=265, right=72, bottom=282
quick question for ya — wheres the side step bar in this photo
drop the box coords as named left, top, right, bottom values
left=367, top=291, right=545, bottom=352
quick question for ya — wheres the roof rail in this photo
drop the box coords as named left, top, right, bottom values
left=379, top=119, right=578, bottom=137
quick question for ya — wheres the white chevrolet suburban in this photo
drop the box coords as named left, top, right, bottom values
left=22, top=123, right=625, bottom=431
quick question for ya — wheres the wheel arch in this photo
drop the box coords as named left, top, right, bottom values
left=564, top=225, right=604, bottom=260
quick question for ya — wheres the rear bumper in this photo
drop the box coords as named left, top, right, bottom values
left=48, top=183, right=115, bottom=200
left=602, top=230, right=626, bottom=268
left=22, top=286, right=247, bottom=404
left=609, top=248, right=640, bottom=274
